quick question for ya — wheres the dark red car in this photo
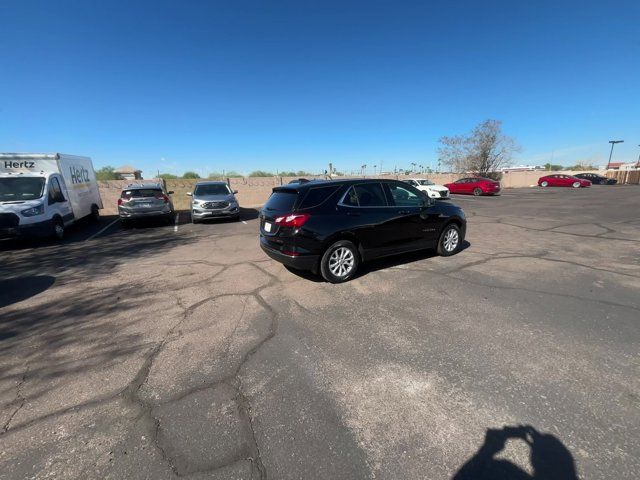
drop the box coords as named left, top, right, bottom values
left=538, top=174, right=591, bottom=188
left=444, top=177, right=501, bottom=196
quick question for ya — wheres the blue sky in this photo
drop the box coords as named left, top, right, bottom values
left=1, top=0, right=638, bottom=177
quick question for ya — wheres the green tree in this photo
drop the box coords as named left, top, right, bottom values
left=182, top=171, right=201, bottom=179
left=95, top=166, right=118, bottom=180
left=209, top=171, right=244, bottom=178
left=248, top=170, right=274, bottom=177
left=544, top=163, right=563, bottom=171
left=158, top=173, right=179, bottom=179
left=565, top=163, right=597, bottom=171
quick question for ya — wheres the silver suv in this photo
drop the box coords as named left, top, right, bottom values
left=188, top=181, right=240, bottom=223
left=118, top=183, right=175, bottom=226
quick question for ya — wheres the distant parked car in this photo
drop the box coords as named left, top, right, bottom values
left=404, top=178, right=450, bottom=199
left=188, top=181, right=240, bottom=223
left=573, top=173, right=617, bottom=185
left=538, top=174, right=591, bottom=188
left=444, top=177, right=501, bottom=196
left=118, top=183, right=174, bottom=226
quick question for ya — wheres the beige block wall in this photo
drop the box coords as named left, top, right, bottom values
left=97, top=171, right=605, bottom=215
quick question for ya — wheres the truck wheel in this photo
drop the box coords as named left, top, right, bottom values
left=52, top=218, right=65, bottom=240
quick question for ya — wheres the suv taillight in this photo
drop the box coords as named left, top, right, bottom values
left=274, top=213, right=310, bottom=228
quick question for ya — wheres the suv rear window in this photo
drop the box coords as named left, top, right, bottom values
left=121, top=188, right=162, bottom=198
left=264, top=190, right=298, bottom=213
left=298, top=185, right=340, bottom=209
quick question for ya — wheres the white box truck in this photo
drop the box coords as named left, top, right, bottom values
left=0, top=153, right=103, bottom=240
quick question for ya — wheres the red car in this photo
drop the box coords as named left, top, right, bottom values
left=538, top=174, right=591, bottom=188
left=444, top=177, right=501, bottom=196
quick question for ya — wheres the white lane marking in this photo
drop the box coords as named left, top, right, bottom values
left=86, top=218, right=120, bottom=241
left=241, top=220, right=247, bottom=225
left=174, top=212, right=180, bottom=232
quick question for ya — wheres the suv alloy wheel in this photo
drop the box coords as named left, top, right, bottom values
left=320, top=240, right=360, bottom=283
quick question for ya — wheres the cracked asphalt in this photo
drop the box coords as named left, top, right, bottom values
left=0, top=186, right=639, bottom=479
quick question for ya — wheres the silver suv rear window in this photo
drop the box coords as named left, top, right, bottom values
left=121, top=189, right=162, bottom=198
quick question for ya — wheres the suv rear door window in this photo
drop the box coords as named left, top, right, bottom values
left=341, top=183, right=387, bottom=207
left=299, top=185, right=340, bottom=209
left=353, top=183, right=387, bottom=206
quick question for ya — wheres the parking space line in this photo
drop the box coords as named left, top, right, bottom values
left=174, top=212, right=180, bottom=232
left=86, top=218, right=119, bottom=241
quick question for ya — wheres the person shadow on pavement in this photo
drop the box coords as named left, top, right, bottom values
left=452, top=425, right=579, bottom=480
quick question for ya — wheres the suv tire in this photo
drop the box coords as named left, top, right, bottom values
left=437, top=223, right=462, bottom=256
left=320, top=240, right=360, bottom=283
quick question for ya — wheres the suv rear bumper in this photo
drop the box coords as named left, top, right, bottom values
left=260, top=238, right=319, bottom=271
left=119, top=208, right=173, bottom=219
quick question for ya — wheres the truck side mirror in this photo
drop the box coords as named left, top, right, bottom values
left=186, top=192, right=192, bottom=196
left=167, top=191, right=174, bottom=195
left=233, top=190, right=238, bottom=194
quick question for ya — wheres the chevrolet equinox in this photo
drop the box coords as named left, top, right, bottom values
left=259, top=179, right=466, bottom=283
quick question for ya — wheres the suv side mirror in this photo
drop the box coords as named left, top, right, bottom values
left=186, top=192, right=192, bottom=196
left=421, top=193, right=434, bottom=207
left=167, top=190, right=174, bottom=195
left=233, top=190, right=238, bottom=194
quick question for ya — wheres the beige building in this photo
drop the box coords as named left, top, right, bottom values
left=114, top=165, right=142, bottom=180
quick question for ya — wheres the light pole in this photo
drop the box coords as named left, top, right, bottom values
left=636, top=144, right=640, bottom=169
left=606, top=140, right=624, bottom=169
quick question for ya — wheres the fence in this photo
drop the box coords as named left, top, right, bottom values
left=606, top=170, right=640, bottom=185
left=98, top=170, right=630, bottom=215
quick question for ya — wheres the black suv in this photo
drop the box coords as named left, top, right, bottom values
left=259, top=179, right=466, bottom=283
left=573, top=173, right=617, bottom=185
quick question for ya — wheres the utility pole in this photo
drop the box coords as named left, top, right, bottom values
left=636, top=144, right=640, bottom=169
left=607, top=140, right=624, bottom=169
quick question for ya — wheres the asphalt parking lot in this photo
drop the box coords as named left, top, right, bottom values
left=1, top=186, right=638, bottom=479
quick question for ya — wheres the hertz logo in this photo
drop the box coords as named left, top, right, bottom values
left=69, top=165, right=90, bottom=184
left=4, top=161, right=35, bottom=168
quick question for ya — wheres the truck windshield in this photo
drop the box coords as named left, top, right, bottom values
left=194, top=184, right=231, bottom=196
left=0, top=177, right=46, bottom=202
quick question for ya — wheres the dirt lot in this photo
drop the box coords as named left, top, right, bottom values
left=1, top=186, right=639, bottom=479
